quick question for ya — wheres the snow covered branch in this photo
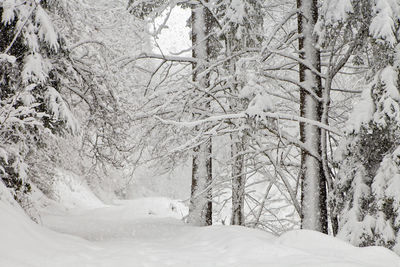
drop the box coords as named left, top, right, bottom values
left=117, top=52, right=197, bottom=68
left=155, top=111, right=343, bottom=137
left=69, top=40, right=108, bottom=51
left=262, top=73, right=323, bottom=102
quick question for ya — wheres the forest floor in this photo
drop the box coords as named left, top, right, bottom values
left=1, top=191, right=399, bottom=267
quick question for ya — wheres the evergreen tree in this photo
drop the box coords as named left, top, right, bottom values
left=330, top=0, right=400, bottom=253
left=335, top=65, right=400, bottom=253
left=0, top=0, right=78, bottom=202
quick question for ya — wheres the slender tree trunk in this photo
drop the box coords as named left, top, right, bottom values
left=227, top=35, right=246, bottom=226
left=297, top=0, right=328, bottom=233
left=223, top=19, right=248, bottom=226
left=323, top=78, right=339, bottom=236
left=230, top=133, right=246, bottom=226
left=187, top=1, right=213, bottom=226
left=189, top=140, right=213, bottom=226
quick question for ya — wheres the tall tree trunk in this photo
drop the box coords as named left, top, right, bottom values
left=297, top=0, right=328, bottom=233
left=230, top=133, right=246, bottom=226
left=187, top=1, right=213, bottom=226
left=227, top=31, right=246, bottom=226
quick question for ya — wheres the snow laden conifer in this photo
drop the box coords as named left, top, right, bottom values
left=335, top=66, right=400, bottom=252
left=0, top=0, right=78, bottom=202
left=330, top=0, right=400, bottom=253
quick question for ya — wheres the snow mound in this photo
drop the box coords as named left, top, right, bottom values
left=0, top=192, right=98, bottom=267
left=277, top=230, right=400, bottom=267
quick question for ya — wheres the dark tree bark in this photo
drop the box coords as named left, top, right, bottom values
left=187, top=0, right=213, bottom=226
left=297, top=0, right=328, bottom=233
left=230, top=134, right=246, bottom=226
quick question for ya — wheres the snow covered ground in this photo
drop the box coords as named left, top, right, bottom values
left=1, top=186, right=399, bottom=267
left=0, top=172, right=399, bottom=267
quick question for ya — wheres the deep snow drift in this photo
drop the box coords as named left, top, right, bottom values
left=0, top=173, right=399, bottom=267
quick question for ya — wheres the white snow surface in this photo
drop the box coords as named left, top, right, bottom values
left=1, top=173, right=399, bottom=267
left=1, top=189, right=400, bottom=267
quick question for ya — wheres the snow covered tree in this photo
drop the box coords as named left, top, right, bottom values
left=126, top=0, right=336, bottom=232
left=0, top=0, right=78, bottom=202
left=259, top=0, right=369, bottom=234
left=331, top=0, right=400, bottom=253
left=127, top=0, right=214, bottom=225
left=58, top=0, right=162, bottom=201
left=186, top=0, right=214, bottom=226
left=335, top=66, right=400, bottom=253
left=215, top=0, right=264, bottom=226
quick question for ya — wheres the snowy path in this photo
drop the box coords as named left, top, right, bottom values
left=39, top=198, right=279, bottom=267
left=1, top=197, right=400, bottom=267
